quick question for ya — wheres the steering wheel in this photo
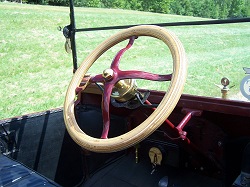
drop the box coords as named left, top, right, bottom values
left=64, top=25, right=187, bottom=153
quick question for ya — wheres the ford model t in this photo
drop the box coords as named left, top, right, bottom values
left=0, top=1, right=250, bottom=186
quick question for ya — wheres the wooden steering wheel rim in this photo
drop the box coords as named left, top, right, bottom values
left=63, top=25, right=187, bottom=153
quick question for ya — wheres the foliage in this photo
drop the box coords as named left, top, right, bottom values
left=141, top=0, right=171, bottom=13
left=124, top=0, right=142, bottom=10
left=101, top=0, right=126, bottom=8
left=169, top=0, right=249, bottom=18
left=16, top=0, right=249, bottom=19
left=170, top=0, right=193, bottom=16
left=228, top=0, right=245, bottom=17
left=74, top=0, right=100, bottom=7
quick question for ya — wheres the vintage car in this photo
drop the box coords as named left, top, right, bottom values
left=0, top=1, right=250, bottom=187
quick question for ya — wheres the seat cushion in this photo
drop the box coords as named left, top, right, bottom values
left=0, top=154, right=61, bottom=187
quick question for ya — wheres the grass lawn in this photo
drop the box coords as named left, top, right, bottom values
left=0, top=2, right=250, bottom=119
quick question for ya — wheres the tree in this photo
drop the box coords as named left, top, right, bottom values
left=218, top=0, right=230, bottom=18
left=228, top=0, right=244, bottom=17
left=170, top=0, right=185, bottom=15
left=141, top=0, right=171, bottom=13
left=124, top=0, right=142, bottom=10
left=82, top=0, right=100, bottom=7
left=101, top=0, right=126, bottom=8
left=182, top=0, right=193, bottom=16
left=170, top=0, right=193, bottom=16
left=242, top=0, right=250, bottom=17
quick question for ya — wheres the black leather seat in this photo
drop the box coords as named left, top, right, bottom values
left=0, top=154, right=61, bottom=187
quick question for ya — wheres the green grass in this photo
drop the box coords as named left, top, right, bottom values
left=0, top=2, right=250, bottom=119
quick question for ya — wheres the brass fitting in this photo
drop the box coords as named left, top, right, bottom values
left=112, top=79, right=137, bottom=102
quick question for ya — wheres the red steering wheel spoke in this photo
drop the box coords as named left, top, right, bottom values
left=118, top=70, right=172, bottom=81
left=101, top=82, right=114, bottom=139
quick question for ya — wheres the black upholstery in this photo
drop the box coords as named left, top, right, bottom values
left=0, top=154, right=61, bottom=187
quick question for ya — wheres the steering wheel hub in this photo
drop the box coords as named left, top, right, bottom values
left=112, top=79, right=137, bottom=102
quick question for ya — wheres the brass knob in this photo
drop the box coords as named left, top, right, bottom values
left=102, top=69, right=114, bottom=81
